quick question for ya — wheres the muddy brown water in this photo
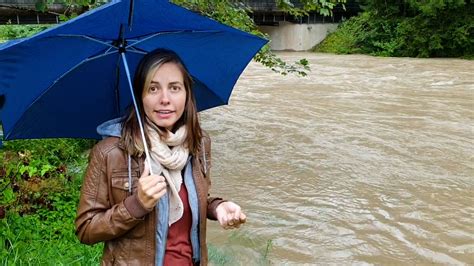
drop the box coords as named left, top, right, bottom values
left=201, top=52, right=474, bottom=265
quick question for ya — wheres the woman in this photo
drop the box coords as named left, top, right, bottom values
left=75, top=49, right=246, bottom=265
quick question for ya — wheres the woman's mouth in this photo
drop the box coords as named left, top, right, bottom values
left=156, top=110, right=174, bottom=114
left=155, top=110, right=174, bottom=118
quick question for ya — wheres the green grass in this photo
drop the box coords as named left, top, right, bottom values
left=1, top=138, right=101, bottom=264
left=0, top=175, right=104, bottom=265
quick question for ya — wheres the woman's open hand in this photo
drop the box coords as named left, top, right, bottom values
left=216, top=201, right=246, bottom=229
left=137, top=163, right=167, bottom=210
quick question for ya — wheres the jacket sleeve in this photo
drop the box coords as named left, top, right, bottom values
left=201, top=133, right=226, bottom=220
left=75, top=143, right=146, bottom=245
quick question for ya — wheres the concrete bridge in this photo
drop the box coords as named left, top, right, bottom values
left=242, top=0, right=359, bottom=51
left=0, top=0, right=359, bottom=51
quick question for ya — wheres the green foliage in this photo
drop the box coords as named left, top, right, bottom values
left=315, top=0, right=473, bottom=58
left=0, top=138, right=101, bottom=264
left=406, top=0, right=465, bottom=16
left=1, top=139, right=95, bottom=215
left=277, top=0, right=346, bottom=17
left=312, top=13, right=363, bottom=54
left=35, top=0, right=105, bottom=17
left=395, top=4, right=474, bottom=58
left=0, top=23, right=50, bottom=42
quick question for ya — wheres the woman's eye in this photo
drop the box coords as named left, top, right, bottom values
left=171, top=86, right=181, bottom=92
left=149, top=86, right=158, bottom=92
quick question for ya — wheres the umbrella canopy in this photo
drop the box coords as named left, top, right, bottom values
left=0, top=0, right=267, bottom=142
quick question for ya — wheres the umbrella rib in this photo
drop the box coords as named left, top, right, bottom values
left=53, top=51, right=118, bottom=83
left=126, top=30, right=220, bottom=49
left=127, top=48, right=147, bottom=55
left=57, top=34, right=115, bottom=49
left=87, top=50, right=119, bottom=62
left=105, top=46, right=115, bottom=54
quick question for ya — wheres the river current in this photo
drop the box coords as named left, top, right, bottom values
left=201, top=52, right=474, bottom=265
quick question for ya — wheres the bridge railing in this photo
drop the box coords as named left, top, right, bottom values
left=239, top=0, right=305, bottom=11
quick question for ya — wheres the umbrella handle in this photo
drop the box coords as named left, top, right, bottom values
left=121, top=53, right=154, bottom=176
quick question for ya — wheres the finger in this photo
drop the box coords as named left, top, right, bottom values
left=218, top=217, right=227, bottom=228
left=140, top=174, right=164, bottom=188
left=152, top=187, right=167, bottom=200
left=218, top=211, right=228, bottom=228
left=156, top=175, right=166, bottom=183
left=141, top=161, right=150, bottom=177
left=144, top=181, right=167, bottom=196
left=227, top=213, right=235, bottom=226
left=239, top=212, right=247, bottom=223
left=229, top=213, right=240, bottom=226
left=142, top=186, right=166, bottom=208
left=232, top=208, right=241, bottom=221
left=139, top=177, right=157, bottom=190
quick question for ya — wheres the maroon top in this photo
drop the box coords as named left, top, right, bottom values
left=164, top=183, right=193, bottom=266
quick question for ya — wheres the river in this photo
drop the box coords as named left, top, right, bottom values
left=201, top=52, right=474, bottom=265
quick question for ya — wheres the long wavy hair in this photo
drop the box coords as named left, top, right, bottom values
left=120, top=49, right=202, bottom=156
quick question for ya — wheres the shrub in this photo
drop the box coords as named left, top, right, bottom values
left=0, top=24, right=50, bottom=42
left=0, top=138, right=101, bottom=264
left=315, top=1, right=473, bottom=58
left=1, top=139, right=96, bottom=215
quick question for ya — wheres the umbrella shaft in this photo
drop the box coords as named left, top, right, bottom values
left=121, top=53, right=153, bottom=175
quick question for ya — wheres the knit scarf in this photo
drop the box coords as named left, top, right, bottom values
left=146, top=123, right=189, bottom=226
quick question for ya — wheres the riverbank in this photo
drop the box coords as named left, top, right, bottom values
left=313, top=3, right=473, bottom=59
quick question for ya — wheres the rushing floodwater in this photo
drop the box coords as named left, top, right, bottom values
left=201, top=52, right=474, bottom=265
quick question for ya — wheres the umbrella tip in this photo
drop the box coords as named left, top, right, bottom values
left=0, top=95, right=4, bottom=110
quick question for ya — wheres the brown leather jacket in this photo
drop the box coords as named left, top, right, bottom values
left=75, top=133, right=224, bottom=265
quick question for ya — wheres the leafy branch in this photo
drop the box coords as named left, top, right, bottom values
left=172, top=0, right=314, bottom=76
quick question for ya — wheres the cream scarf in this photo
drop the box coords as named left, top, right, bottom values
left=146, top=123, right=189, bottom=226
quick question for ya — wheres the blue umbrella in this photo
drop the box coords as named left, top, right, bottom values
left=0, top=0, right=267, bottom=151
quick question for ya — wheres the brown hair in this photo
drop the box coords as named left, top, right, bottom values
left=120, top=49, right=202, bottom=156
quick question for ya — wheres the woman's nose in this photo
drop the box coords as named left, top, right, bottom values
left=159, top=90, right=170, bottom=105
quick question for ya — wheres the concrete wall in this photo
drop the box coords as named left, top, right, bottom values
left=259, top=22, right=339, bottom=51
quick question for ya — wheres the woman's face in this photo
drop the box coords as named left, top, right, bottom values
left=142, top=62, right=187, bottom=130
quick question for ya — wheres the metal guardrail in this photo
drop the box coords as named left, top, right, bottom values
left=240, top=0, right=308, bottom=11
left=243, top=0, right=360, bottom=25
